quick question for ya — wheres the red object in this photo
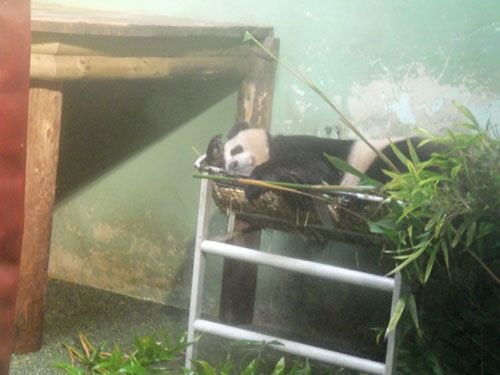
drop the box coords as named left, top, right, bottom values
left=0, top=1, right=30, bottom=373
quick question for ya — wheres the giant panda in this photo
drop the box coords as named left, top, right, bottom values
left=205, top=121, right=442, bottom=201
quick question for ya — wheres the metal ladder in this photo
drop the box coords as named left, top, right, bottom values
left=185, top=177, right=402, bottom=374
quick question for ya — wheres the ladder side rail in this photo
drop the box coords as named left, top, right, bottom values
left=185, top=176, right=213, bottom=369
left=384, top=271, right=403, bottom=375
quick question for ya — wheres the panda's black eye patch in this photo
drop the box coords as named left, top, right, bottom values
left=230, top=145, right=244, bottom=156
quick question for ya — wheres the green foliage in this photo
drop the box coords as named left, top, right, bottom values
left=187, top=339, right=336, bottom=375
left=370, top=102, right=500, bottom=374
left=54, top=332, right=192, bottom=374
left=55, top=334, right=341, bottom=375
left=374, top=102, right=499, bottom=283
left=189, top=356, right=310, bottom=375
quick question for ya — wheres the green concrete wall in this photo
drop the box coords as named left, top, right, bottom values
left=37, top=0, right=499, bottom=324
left=38, top=0, right=499, bottom=136
left=48, top=78, right=236, bottom=310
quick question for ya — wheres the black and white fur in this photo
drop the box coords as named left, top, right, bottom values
left=206, top=122, right=441, bottom=201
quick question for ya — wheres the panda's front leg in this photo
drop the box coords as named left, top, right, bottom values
left=244, top=161, right=286, bottom=201
left=244, top=160, right=321, bottom=202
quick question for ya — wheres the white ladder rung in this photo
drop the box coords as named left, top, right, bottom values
left=194, top=319, right=386, bottom=375
left=201, top=240, right=395, bottom=292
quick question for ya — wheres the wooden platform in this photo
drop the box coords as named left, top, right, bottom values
left=14, top=3, right=277, bottom=354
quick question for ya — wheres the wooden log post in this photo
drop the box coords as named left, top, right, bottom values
left=236, top=37, right=279, bottom=131
left=219, top=37, right=278, bottom=325
left=13, top=82, right=63, bottom=354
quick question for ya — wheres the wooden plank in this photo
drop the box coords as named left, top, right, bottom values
left=14, top=82, right=63, bottom=354
left=30, top=54, right=250, bottom=81
left=31, top=3, right=274, bottom=39
left=219, top=37, right=278, bottom=325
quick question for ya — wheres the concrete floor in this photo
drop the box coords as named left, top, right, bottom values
left=9, top=279, right=315, bottom=375
left=9, top=279, right=368, bottom=374
left=10, top=279, right=189, bottom=375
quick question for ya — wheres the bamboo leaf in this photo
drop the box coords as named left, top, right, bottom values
left=425, top=211, right=443, bottom=232
left=369, top=219, right=396, bottom=234
left=386, top=245, right=426, bottom=276
left=407, top=293, right=423, bottom=337
left=194, top=360, right=217, bottom=375
left=52, top=363, right=87, bottom=375
left=271, top=357, right=286, bottom=375
left=451, top=223, right=466, bottom=248
left=440, top=238, right=450, bottom=271
left=385, top=295, right=406, bottom=337
left=389, top=141, right=410, bottom=166
left=324, top=154, right=383, bottom=187
left=407, top=138, right=421, bottom=164
left=241, top=359, right=258, bottom=375
left=450, top=165, right=463, bottom=179
left=243, top=31, right=252, bottom=42
left=424, top=244, right=439, bottom=283
left=466, top=221, right=477, bottom=248
left=452, top=100, right=480, bottom=127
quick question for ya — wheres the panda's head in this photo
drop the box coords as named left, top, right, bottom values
left=223, top=122, right=270, bottom=176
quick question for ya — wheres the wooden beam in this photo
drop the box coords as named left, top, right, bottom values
left=30, top=54, right=250, bottom=81
left=219, top=221, right=260, bottom=324
left=14, top=82, right=63, bottom=354
left=219, top=37, right=278, bottom=325
left=237, top=37, right=279, bottom=129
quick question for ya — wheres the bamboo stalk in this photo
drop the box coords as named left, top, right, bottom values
left=31, top=39, right=254, bottom=58
left=193, top=172, right=379, bottom=194
left=30, top=54, right=250, bottom=80
left=31, top=42, right=99, bottom=56
left=244, top=31, right=400, bottom=173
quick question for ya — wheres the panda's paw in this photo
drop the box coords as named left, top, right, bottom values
left=244, top=183, right=267, bottom=202
left=243, top=163, right=279, bottom=202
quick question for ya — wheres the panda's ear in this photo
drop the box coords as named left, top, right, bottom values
left=205, top=134, right=224, bottom=168
left=227, top=121, right=251, bottom=140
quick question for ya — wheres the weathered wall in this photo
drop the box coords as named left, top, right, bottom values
left=34, top=1, right=499, bottom=326
left=48, top=78, right=236, bottom=310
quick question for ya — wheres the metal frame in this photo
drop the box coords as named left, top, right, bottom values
left=186, top=177, right=401, bottom=374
